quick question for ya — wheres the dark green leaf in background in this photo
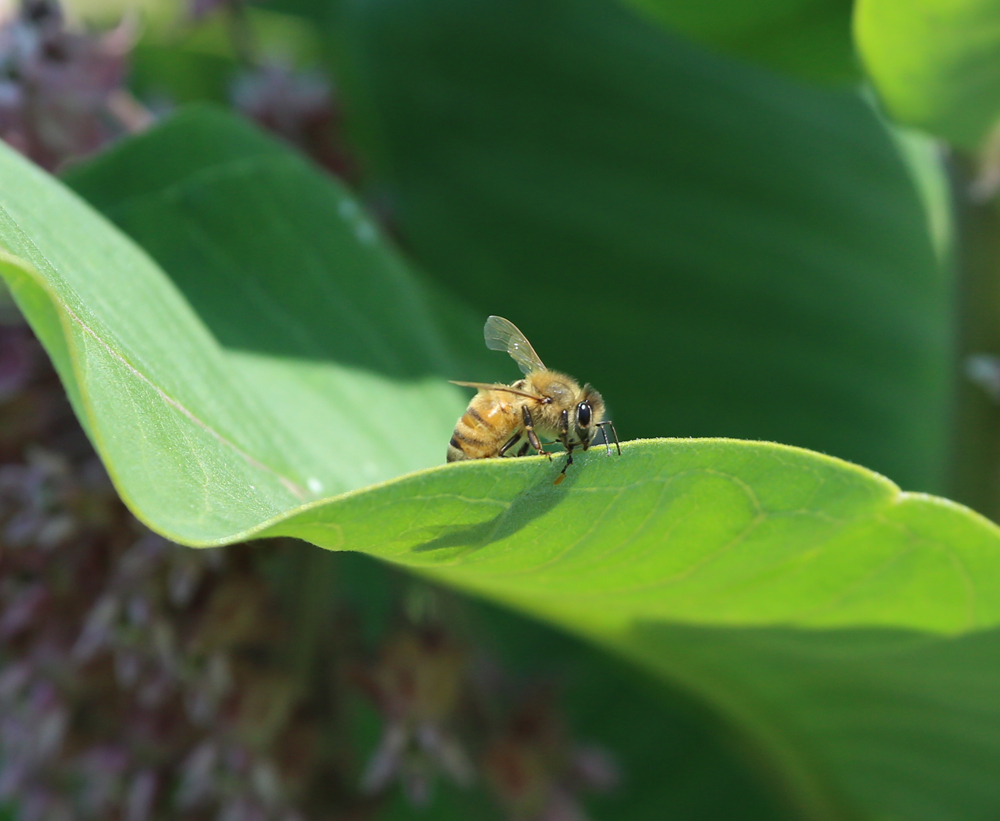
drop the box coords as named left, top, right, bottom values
left=2, top=108, right=476, bottom=541
left=620, top=0, right=858, bottom=83
left=855, top=0, right=1000, bottom=149
left=330, top=0, right=954, bottom=497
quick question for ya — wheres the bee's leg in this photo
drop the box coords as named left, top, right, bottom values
left=521, top=405, right=551, bottom=460
left=597, top=421, right=622, bottom=456
left=553, top=408, right=574, bottom=485
left=499, top=431, right=523, bottom=457
left=554, top=444, right=575, bottom=485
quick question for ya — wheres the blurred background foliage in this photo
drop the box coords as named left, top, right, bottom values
left=4, top=0, right=1000, bottom=818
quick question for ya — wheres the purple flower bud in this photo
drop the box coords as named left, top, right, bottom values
left=126, top=593, right=152, bottom=627
left=360, top=723, right=406, bottom=795
left=114, top=648, right=142, bottom=689
left=231, top=62, right=331, bottom=143
left=4, top=508, right=44, bottom=546
left=0, top=760, right=28, bottom=798
left=184, top=656, right=232, bottom=726
left=538, top=788, right=589, bottom=821
left=34, top=513, right=75, bottom=548
left=176, top=741, right=218, bottom=809
left=151, top=620, right=176, bottom=670
left=417, top=723, right=474, bottom=787
left=136, top=671, right=173, bottom=708
left=0, top=325, right=35, bottom=402
left=25, top=446, right=69, bottom=479
left=223, top=743, right=250, bottom=774
left=125, top=768, right=158, bottom=821
left=229, top=61, right=354, bottom=178
left=73, top=594, right=119, bottom=662
left=117, top=533, right=166, bottom=583
left=0, top=660, right=32, bottom=701
left=967, top=354, right=1000, bottom=401
left=77, top=745, right=127, bottom=814
left=168, top=556, right=203, bottom=607
left=0, top=582, right=48, bottom=638
left=0, top=3, right=137, bottom=170
left=18, top=787, right=59, bottom=821
left=402, top=768, right=433, bottom=808
left=250, top=759, right=281, bottom=806
left=218, top=796, right=268, bottom=821
left=82, top=743, right=129, bottom=774
left=28, top=679, right=58, bottom=711
left=35, top=702, right=68, bottom=760
left=569, top=746, right=619, bottom=793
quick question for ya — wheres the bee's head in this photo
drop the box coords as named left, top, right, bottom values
left=573, top=385, right=605, bottom=448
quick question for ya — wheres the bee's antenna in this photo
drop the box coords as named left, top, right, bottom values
left=597, top=421, right=621, bottom=456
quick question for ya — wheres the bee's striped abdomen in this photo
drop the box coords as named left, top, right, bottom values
left=446, top=395, right=511, bottom=462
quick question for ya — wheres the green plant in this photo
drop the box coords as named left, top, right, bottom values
left=4, top=0, right=1000, bottom=818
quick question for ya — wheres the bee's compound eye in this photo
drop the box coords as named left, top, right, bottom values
left=577, top=402, right=592, bottom=427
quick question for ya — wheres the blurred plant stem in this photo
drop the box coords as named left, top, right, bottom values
left=947, top=155, right=1000, bottom=522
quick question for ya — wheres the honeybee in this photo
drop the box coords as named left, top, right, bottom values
left=448, top=316, right=620, bottom=483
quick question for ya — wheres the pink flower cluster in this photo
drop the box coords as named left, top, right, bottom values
left=0, top=0, right=138, bottom=170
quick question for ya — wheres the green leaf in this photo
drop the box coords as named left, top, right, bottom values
left=1, top=106, right=475, bottom=543
left=329, top=0, right=953, bottom=496
left=262, top=438, right=1000, bottom=821
left=2, top=107, right=999, bottom=819
left=623, top=0, right=858, bottom=82
left=855, top=0, right=1000, bottom=148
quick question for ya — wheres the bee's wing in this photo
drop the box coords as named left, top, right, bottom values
left=484, top=316, right=547, bottom=375
left=449, top=381, right=545, bottom=401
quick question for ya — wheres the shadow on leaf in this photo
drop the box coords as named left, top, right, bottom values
left=414, top=461, right=578, bottom=552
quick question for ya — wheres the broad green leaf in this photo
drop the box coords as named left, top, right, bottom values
left=1, top=107, right=476, bottom=542
left=261, top=439, right=1000, bottom=821
left=2, top=108, right=1000, bottom=820
left=623, top=0, right=858, bottom=82
left=330, top=0, right=954, bottom=497
left=1, top=110, right=795, bottom=819
left=855, top=0, right=1000, bottom=148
